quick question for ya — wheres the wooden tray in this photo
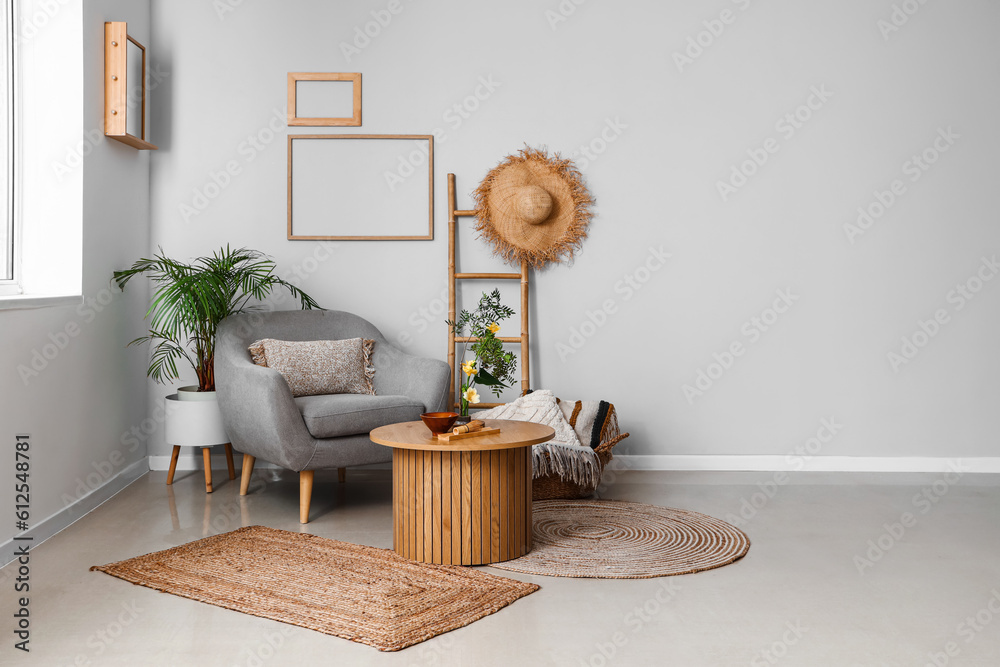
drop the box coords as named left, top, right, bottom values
left=436, top=427, right=501, bottom=442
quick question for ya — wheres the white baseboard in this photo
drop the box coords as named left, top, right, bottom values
left=0, top=459, right=148, bottom=568
left=149, top=456, right=392, bottom=472
left=147, top=454, right=391, bottom=472
left=152, top=452, right=1000, bottom=474
left=149, top=452, right=275, bottom=471
left=614, top=455, right=1000, bottom=474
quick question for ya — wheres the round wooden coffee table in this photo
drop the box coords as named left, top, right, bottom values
left=370, top=419, right=554, bottom=565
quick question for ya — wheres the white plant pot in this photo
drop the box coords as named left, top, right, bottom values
left=165, top=393, right=229, bottom=446
left=177, top=385, right=217, bottom=402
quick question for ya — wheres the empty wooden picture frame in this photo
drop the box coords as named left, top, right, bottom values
left=287, top=135, right=434, bottom=241
left=287, top=73, right=362, bottom=126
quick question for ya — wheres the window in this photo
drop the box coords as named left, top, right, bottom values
left=0, top=0, right=82, bottom=309
left=0, top=0, right=16, bottom=294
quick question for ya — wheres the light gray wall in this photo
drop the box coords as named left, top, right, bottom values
left=0, top=0, right=151, bottom=554
left=149, top=0, right=1000, bottom=462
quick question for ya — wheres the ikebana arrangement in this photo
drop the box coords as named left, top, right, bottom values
left=446, top=289, right=518, bottom=418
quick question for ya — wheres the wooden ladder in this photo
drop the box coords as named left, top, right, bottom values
left=447, top=173, right=530, bottom=410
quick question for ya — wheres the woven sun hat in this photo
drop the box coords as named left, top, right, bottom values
left=473, top=147, right=595, bottom=269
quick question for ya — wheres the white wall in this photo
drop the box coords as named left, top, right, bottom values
left=0, top=0, right=151, bottom=560
left=149, top=0, right=1000, bottom=466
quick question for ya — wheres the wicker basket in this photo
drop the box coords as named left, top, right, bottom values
left=532, top=407, right=629, bottom=501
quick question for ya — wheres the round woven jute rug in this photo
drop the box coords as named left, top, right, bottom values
left=490, top=500, right=750, bottom=579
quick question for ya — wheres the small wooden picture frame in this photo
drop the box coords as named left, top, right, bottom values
left=287, top=72, right=361, bottom=127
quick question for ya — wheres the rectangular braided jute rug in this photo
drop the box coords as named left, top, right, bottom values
left=91, top=525, right=538, bottom=652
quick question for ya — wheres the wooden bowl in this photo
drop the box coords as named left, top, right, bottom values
left=420, top=412, right=459, bottom=435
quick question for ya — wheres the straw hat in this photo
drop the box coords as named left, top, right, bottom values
left=473, top=147, right=595, bottom=269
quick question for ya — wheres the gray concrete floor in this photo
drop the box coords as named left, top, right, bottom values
left=3, top=468, right=999, bottom=666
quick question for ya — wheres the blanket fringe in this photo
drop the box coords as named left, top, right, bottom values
left=532, top=443, right=601, bottom=488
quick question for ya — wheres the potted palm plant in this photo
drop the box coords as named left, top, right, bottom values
left=114, top=245, right=320, bottom=393
left=113, top=246, right=320, bottom=467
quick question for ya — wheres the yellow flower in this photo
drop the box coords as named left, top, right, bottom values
left=488, top=322, right=500, bottom=334
left=461, top=360, right=477, bottom=377
left=463, top=387, right=481, bottom=404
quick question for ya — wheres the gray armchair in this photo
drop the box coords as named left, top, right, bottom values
left=215, top=310, right=451, bottom=523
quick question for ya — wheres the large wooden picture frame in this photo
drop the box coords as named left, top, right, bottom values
left=287, top=72, right=362, bottom=127
left=287, top=134, right=434, bottom=241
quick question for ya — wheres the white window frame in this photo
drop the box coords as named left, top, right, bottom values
left=0, top=0, right=17, bottom=296
left=0, top=0, right=83, bottom=311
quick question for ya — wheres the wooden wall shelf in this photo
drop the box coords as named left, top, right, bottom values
left=104, top=22, right=157, bottom=150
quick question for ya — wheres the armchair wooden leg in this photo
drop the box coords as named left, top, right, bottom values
left=202, top=447, right=213, bottom=493
left=166, top=446, right=181, bottom=485
left=240, top=455, right=256, bottom=496
left=338, top=467, right=346, bottom=483
left=224, top=443, right=236, bottom=480
left=300, top=470, right=315, bottom=524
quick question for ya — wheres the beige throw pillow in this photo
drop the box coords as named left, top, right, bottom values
left=248, top=337, right=375, bottom=398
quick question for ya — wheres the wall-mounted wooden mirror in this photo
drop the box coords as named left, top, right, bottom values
left=104, top=22, right=156, bottom=150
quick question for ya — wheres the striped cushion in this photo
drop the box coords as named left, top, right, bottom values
left=558, top=399, right=616, bottom=450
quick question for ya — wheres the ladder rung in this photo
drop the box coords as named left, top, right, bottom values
left=454, top=209, right=477, bottom=217
left=453, top=402, right=505, bottom=410
left=455, top=272, right=521, bottom=280
left=455, top=336, right=521, bottom=343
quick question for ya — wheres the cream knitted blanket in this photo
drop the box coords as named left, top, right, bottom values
left=475, top=391, right=602, bottom=487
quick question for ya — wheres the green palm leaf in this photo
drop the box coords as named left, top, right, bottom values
left=113, top=245, right=322, bottom=391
